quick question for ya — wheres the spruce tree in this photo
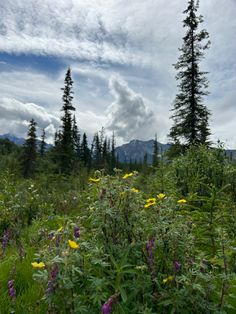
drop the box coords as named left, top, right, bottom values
left=110, top=132, right=116, bottom=171
left=39, top=128, right=46, bottom=157
left=72, top=115, right=80, bottom=157
left=152, top=134, right=159, bottom=167
left=80, top=133, right=90, bottom=167
left=169, top=0, right=211, bottom=146
left=58, top=67, right=76, bottom=173
left=22, top=119, right=37, bottom=178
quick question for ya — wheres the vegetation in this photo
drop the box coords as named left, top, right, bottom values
left=170, top=0, right=211, bottom=147
left=0, top=145, right=236, bottom=313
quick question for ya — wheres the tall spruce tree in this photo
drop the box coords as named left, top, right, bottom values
left=152, top=134, right=159, bottom=167
left=169, top=0, right=211, bottom=146
left=80, top=133, right=90, bottom=167
left=58, top=67, right=76, bottom=173
left=22, top=119, right=37, bottom=178
left=39, top=128, right=46, bottom=157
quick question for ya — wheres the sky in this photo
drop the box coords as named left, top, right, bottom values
left=0, top=0, right=235, bottom=147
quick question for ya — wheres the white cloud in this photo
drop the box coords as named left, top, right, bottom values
left=107, top=75, right=158, bottom=142
left=0, top=98, right=60, bottom=141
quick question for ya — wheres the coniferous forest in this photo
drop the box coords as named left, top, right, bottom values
left=1, top=1, right=236, bottom=313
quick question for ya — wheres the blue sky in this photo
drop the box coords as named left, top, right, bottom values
left=0, top=0, right=236, bottom=147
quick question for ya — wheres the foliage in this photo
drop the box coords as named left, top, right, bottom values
left=1, top=144, right=236, bottom=313
left=170, top=0, right=211, bottom=146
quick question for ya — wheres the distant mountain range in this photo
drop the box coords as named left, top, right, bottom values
left=0, top=133, right=52, bottom=149
left=115, top=139, right=171, bottom=163
left=0, top=133, right=25, bottom=145
left=0, top=133, right=235, bottom=162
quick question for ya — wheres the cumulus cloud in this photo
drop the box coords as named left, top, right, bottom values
left=106, top=75, right=157, bottom=142
left=0, top=98, right=60, bottom=141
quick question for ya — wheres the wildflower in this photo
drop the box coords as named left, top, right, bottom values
left=144, top=198, right=156, bottom=208
left=8, top=279, right=16, bottom=300
left=57, top=226, right=63, bottom=232
left=131, top=188, right=139, bottom=193
left=74, top=226, right=80, bottom=239
left=146, top=198, right=156, bottom=203
left=177, top=199, right=187, bottom=204
left=31, top=262, right=46, bottom=269
left=48, top=232, right=55, bottom=240
left=163, top=275, right=174, bottom=284
left=122, top=172, right=134, bottom=179
left=68, top=240, right=80, bottom=249
left=46, top=264, right=59, bottom=294
left=102, top=295, right=117, bottom=314
left=146, top=239, right=155, bottom=261
left=174, top=261, right=181, bottom=271
left=2, top=229, right=11, bottom=252
left=89, top=178, right=100, bottom=183
left=157, top=193, right=166, bottom=200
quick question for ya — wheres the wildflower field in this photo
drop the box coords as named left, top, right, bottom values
left=1, top=146, right=236, bottom=313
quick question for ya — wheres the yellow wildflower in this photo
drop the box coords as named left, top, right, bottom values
left=157, top=193, right=166, bottom=200
left=68, top=240, right=80, bottom=249
left=163, top=275, right=174, bottom=284
left=31, top=262, right=45, bottom=269
left=122, top=172, right=134, bottom=179
left=146, top=198, right=156, bottom=203
left=131, top=188, right=139, bottom=193
left=89, top=178, right=100, bottom=183
left=144, top=198, right=156, bottom=208
left=57, top=226, right=63, bottom=232
left=178, top=199, right=187, bottom=204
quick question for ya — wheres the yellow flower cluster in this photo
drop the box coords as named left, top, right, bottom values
left=31, top=262, right=45, bottom=269
left=131, top=188, right=139, bottom=193
left=89, top=178, right=100, bottom=183
left=163, top=275, right=174, bottom=284
left=68, top=240, right=80, bottom=249
left=178, top=199, right=187, bottom=204
left=157, top=193, right=166, bottom=200
left=144, top=198, right=156, bottom=208
left=122, top=172, right=134, bottom=179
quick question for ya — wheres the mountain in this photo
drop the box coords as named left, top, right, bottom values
left=0, top=133, right=25, bottom=145
left=0, top=133, right=52, bottom=149
left=115, top=139, right=171, bottom=164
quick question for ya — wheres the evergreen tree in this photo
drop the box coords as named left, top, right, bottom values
left=72, top=115, right=80, bottom=157
left=39, top=128, right=46, bottom=157
left=92, top=132, right=102, bottom=169
left=58, top=67, right=76, bottom=173
left=169, top=0, right=211, bottom=146
left=110, top=132, right=116, bottom=171
left=80, top=132, right=90, bottom=167
left=152, top=134, right=159, bottom=167
left=21, top=119, right=37, bottom=178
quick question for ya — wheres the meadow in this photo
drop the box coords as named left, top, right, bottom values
left=0, top=145, right=236, bottom=313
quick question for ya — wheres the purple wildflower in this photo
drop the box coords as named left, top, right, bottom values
left=46, top=264, right=59, bottom=294
left=8, top=279, right=16, bottom=299
left=102, top=297, right=113, bottom=314
left=174, top=261, right=181, bottom=271
left=2, top=229, right=11, bottom=252
left=48, top=232, right=55, bottom=240
left=146, top=239, right=155, bottom=263
left=74, top=226, right=80, bottom=239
